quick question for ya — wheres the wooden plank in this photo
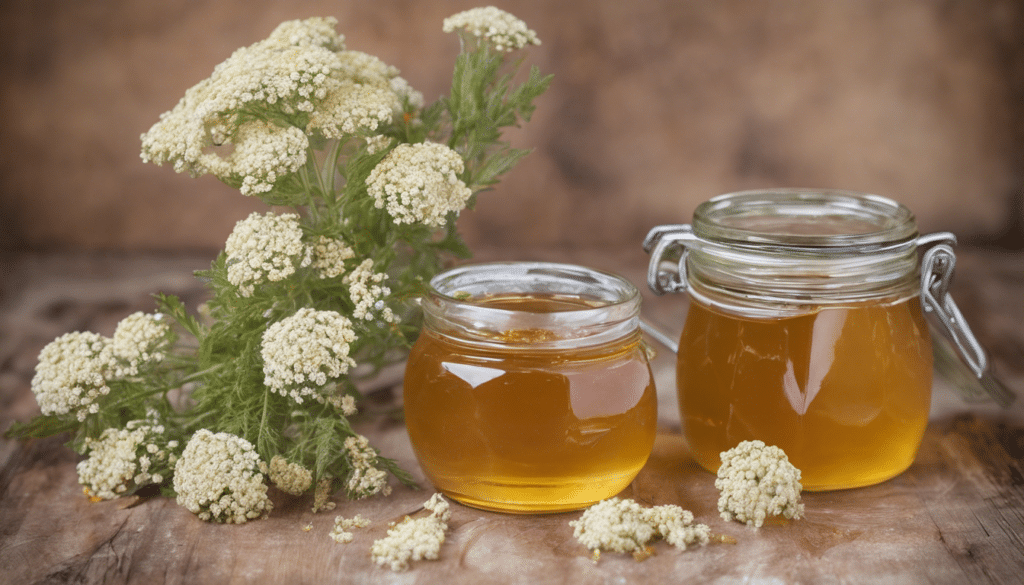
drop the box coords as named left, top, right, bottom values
left=2, top=416, right=1023, bottom=584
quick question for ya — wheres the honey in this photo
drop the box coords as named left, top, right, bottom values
left=404, top=263, right=657, bottom=513
left=677, top=297, right=933, bottom=491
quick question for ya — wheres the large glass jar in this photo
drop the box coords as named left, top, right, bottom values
left=403, top=262, right=658, bottom=513
left=644, top=189, right=1009, bottom=491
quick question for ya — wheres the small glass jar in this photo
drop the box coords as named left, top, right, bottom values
left=403, top=261, right=658, bottom=513
left=644, top=189, right=1009, bottom=491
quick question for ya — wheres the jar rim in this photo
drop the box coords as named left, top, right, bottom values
left=693, top=188, right=919, bottom=252
left=429, top=260, right=639, bottom=302
left=424, top=261, right=641, bottom=350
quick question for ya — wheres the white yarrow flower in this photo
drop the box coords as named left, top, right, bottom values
left=201, top=120, right=309, bottom=196
left=224, top=212, right=311, bottom=297
left=77, top=420, right=174, bottom=500
left=335, top=50, right=422, bottom=117
left=265, top=16, right=345, bottom=50
left=31, top=332, right=114, bottom=421
left=570, top=497, right=710, bottom=555
left=140, top=18, right=345, bottom=175
left=268, top=455, right=314, bottom=496
left=339, top=394, right=357, bottom=417
left=371, top=493, right=450, bottom=571
left=716, top=440, right=804, bottom=528
left=312, top=477, right=337, bottom=513
left=344, top=259, right=395, bottom=322
left=310, top=235, right=355, bottom=279
left=364, top=135, right=393, bottom=155
left=110, top=312, right=171, bottom=377
left=307, top=79, right=396, bottom=138
left=330, top=514, right=371, bottom=544
left=443, top=7, right=541, bottom=52
left=365, top=142, right=472, bottom=227
left=260, top=308, right=357, bottom=404
left=344, top=434, right=390, bottom=499
left=173, top=429, right=273, bottom=523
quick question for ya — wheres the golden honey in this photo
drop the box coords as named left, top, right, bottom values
left=404, top=265, right=657, bottom=514
left=677, top=297, right=933, bottom=490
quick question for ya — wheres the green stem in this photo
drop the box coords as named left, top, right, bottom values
left=100, top=382, right=171, bottom=415
left=179, top=362, right=228, bottom=384
left=300, top=154, right=323, bottom=226
left=323, top=138, right=344, bottom=200
left=258, top=386, right=271, bottom=454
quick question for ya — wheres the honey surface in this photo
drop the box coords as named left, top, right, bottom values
left=678, top=297, right=933, bottom=490
left=404, top=295, right=657, bottom=513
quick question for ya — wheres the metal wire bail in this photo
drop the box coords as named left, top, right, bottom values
left=918, top=233, right=1016, bottom=407
left=642, top=224, right=695, bottom=296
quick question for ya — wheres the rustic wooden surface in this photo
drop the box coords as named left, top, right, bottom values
left=1, top=247, right=1022, bottom=584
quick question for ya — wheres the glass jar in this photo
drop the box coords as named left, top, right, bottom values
left=403, top=261, right=658, bottom=513
left=644, top=189, right=1012, bottom=491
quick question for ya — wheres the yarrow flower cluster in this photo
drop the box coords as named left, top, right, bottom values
left=370, top=493, right=451, bottom=571
left=569, top=497, right=711, bottom=558
left=31, top=311, right=171, bottom=422
left=77, top=419, right=179, bottom=500
left=310, top=235, right=355, bottom=279
left=344, top=259, right=395, bottom=322
left=173, top=430, right=273, bottom=524
left=330, top=514, right=372, bottom=544
left=260, top=308, right=358, bottom=405
left=224, top=212, right=311, bottom=297
left=715, top=440, right=805, bottom=528
left=139, top=17, right=421, bottom=193
left=211, top=120, right=310, bottom=196
left=312, top=477, right=338, bottom=513
left=268, top=455, right=314, bottom=496
left=319, top=50, right=423, bottom=127
left=343, top=434, right=391, bottom=498
left=109, top=312, right=171, bottom=377
left=339, top=394, right=357, bottom=417
left=31, top=332, right=113, bottom=421
left=140, top=17, right=343, bottom=174
left=443, top=6, right=541, bottom=52
left=365, top=142, right=473, bottom=227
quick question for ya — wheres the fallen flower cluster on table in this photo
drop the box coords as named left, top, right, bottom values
left=327, top=441, right=804, bottom=572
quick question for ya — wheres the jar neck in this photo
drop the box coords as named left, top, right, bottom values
left=422, top=262, right=641, bottom=351
left=686, top=234, right=921, bottom=317
left=661, top=189, right=924, bottom=318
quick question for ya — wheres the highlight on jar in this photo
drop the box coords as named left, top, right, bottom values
left=643, top=188, right=1016, bottom=492
left=402, top=261, right=658, bottom=513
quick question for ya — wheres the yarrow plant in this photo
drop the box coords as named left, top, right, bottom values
left=8, top=6, right=550, bottom=525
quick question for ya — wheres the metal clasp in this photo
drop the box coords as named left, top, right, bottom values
left=642, top=224, right=696, bottom=296
left=918, top=232, right=1015, bottom=407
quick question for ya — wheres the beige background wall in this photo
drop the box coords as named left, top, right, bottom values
left=1, top=0, right=1022, bottom=252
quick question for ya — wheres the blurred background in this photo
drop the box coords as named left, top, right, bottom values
left=1, top=0, right=1022, bottom=253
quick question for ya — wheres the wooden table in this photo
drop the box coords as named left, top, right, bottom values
left=1, top=247, right=1022, bottom=584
